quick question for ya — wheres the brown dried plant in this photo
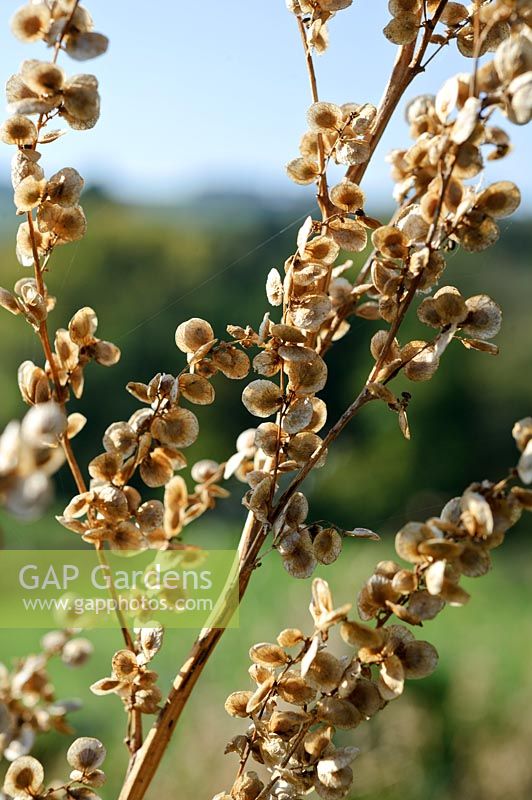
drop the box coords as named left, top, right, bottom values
left=1, top=1, right=532, bottom=799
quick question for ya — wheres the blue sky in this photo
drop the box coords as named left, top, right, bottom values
left=1, top=1, right=531, bottom=208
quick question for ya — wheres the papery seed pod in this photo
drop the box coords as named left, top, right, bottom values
left=282, top=348, right=328, bottom=395
left=328, top=276, right=352, bottom=308
left=511, top=486, right=532, bottom=509
left=191, top=459, right=220, bottom=483
left=418, top=286, right=467, bottom=328
left=253, top=349, right=281, bottom=377
left=45, top=167, right=85, bottom=207
left=93, top=484, right=129, bottom=522
left=266, top=268, right=284, bottom=306
left=372, top=225, right=408, bottom=259
left=456, top=540, right=491, bottom=577
left=21, top=401, right=66, bottom=446
left=62, top=637, right=94, bottom=667
left=495, top=32, right=532, bottom=83
left=11, top=4, right=52, bottom=42
left=111, top=650, right=138, bottom=681
left=458, top=215, right=500, bottom=252
left=513, top=418, right=532, bottom=453
left=69, top=307, right=98, bottom=345
left=0, top=114, right=37, bottom=145
left=232, top=771, right=264, bottom=800
left=286, top=157, right=320, bottom=185
left=254, top=422, right=281, bottom=457
left=21, top=59, right=65, bottom=95
left=136, top=500, right=164, bottom=532
left=349, top=678, right=384, bottom=717
left=244, top=683, right=273, bottom=718
left=330, top=179, right=365, bottom=212
left=277, top=627, right=305, bottom=647
left=139, top=625, right=164, bottom=662
left=460, top=490, right=494, bottom=537
left=65, top=788, right=102, bottom=799
left=370, top=330, right=401, bottom=363
left=291, top=294, right=332, bottom=332
left=454, top=142, right=483, bottom=180
left=303, top=235, right=340, bottom=265
left=212, top=343, right=250, bottom=379
left=41, top=629, right=69, bottom=653
left=283, top=397, right=314, bottom=434
left=307, top=101, right=344, bottom=132
left=407, top=589, right=445, bottom=620
left=3, top=756, right=44, bottom=797
left=402, top=341, right=439, bottom=382
left=140, top=448, right=174, bottom=488
left=461, top=295, right=502, bottom=340
left=328, top=218, right=368, bottom=252
left=66, top=31, right=109, bottom=61
left=151, top=407, right=199, bottom=448
left=305, top=651, right=344, bottom=692
left=281, top=533, right=317, bottom=579
left=178, top=373, right=215, bottom=405
left=285, top=492, right=309, bottom=529
left=278, top=673, right=316, bottom=705
left=340, top=620, right=384, bottom=649
left=287, top=431, right=325, bottom=467
left=378, top=654, right=405, bottom=700
left=389, top=0, right=421, bottom=12
left=318, top=745, right=359, bottom=778
left=507, top=71, right=532, bottom=125
left=249, top=642, right=289, bottom=667
left=271, top=323, right=306, bottom=343
left=163, top=475, right=188, bottom=536
left=62, top=74, right=100, bottom=129
left=103, top=421, right=137, bottom=457
left=175, top=317, right=214, bottom=353
left=11, top=150, right=44, bottom=190
left=307, top=397, right=328, bottom=432
left=67, top=737, right=106, bottom=771
left=313, top=527, right=342, bottom=564
left=401, top=640, right=439, bottom=678
left=336, top=138, right=371, bottom=166
left=88, top=452, right=121, bottom=482
left=38, top=203, right=87, bottom=243
left=395, top=522, right=433, bottom=563
left=476, top=181, right=521, bottom=218
left=269, top=708, right=310, bottom=738
left=13, top=175, right=46, bottom=212
left=111, top=520, right=146, bottom=551
left=383, top=14, right=419, bottom=46
left=225, top=687, right=254, bottom=717
left=303, top=725, right=334, bottom=759
left=316, top=696, right=362, bottom=729
left=418, top=538, right=463, bottom=560
left=242, top=380, right=282, bottom=418
left=315, top=765, right=354, bottom=796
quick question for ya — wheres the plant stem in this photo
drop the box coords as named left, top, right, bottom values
left=117, top=7, right=454, bottom=798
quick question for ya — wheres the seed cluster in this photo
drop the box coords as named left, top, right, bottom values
left=0, top=402, right=66, bottom=517
left=0, top=630, right=92, bottom=764
left=3, top=736, right=107, bottom=800
left=90, top=626, right=164, bottom=717
left=0, top=2, right=531, bottom=800
left=217, top=429, right=532, bottom=800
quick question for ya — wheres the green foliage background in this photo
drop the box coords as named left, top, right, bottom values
left=0, top=189, right=531, bottom=799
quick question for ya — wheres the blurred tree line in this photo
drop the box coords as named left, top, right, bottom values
left=0, top=188, right=530, bottom=539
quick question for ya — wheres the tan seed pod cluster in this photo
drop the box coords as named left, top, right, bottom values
left=220, top=430, right=532, bottom=797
